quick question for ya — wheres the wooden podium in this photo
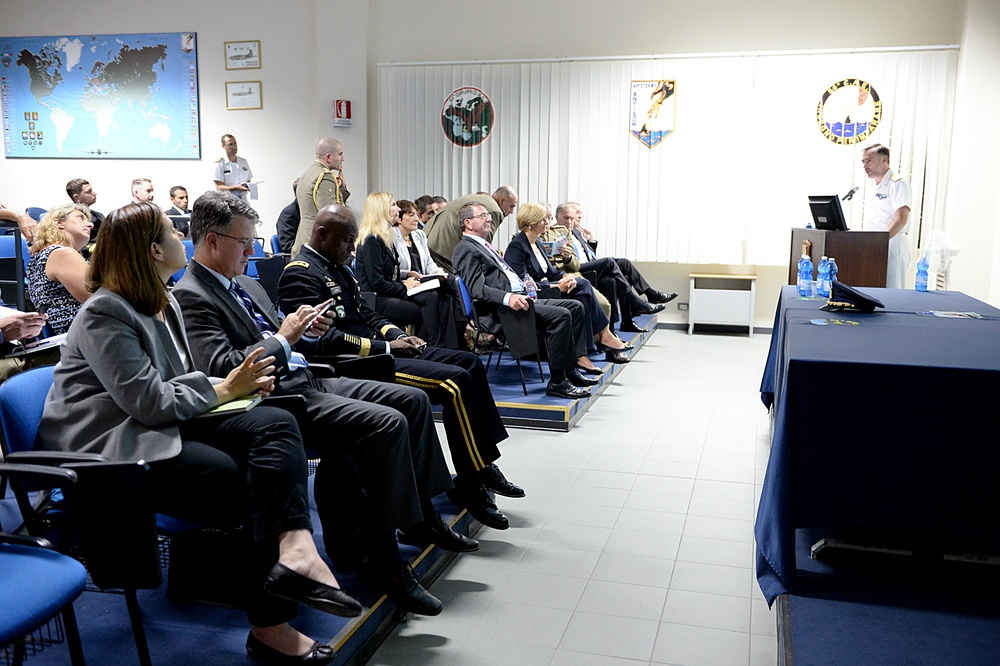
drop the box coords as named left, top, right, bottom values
left=788, top=229, right=889, bottom=287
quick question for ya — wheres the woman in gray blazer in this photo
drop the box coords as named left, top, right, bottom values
left=40, top=203, right=359, bottom=664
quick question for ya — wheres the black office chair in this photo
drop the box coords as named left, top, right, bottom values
left=252, top=254, right=290, bottom=306
left=0, top=219, right=28, bottom=310
left=472, top=299, right=546, bottom=395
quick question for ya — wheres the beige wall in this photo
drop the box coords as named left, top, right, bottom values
left=3, top=0, right=995, bottom=320
left=372, top=0, right=962, bottom=62
left=0, top=0, right=333, bottom=234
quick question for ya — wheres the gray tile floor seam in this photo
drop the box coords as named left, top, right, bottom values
left=369, top=330, right=777, bottom=666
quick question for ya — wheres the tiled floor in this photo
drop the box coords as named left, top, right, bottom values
left=370, top=328, right=777, bottom=665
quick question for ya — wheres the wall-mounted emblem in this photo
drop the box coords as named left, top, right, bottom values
left=817, top=79, right=881, bottom=145
left=441, top=86, right=493, bottom=147
left=630, top=80, right=675, bottom=148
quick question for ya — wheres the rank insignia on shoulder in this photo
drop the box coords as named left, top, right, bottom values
left=285, top=260, right=310, bottom=270
left=890, top=173, right=903, bottom=181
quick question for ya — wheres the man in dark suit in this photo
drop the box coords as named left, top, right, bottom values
left=452, top=201, right=598, bottom=400
left=275, top=179, right=300, bottom=253
left=556, top=202, right=676, bottom=331
left=163, top=185, right=191, bottom=236
left=174, top=191, right=475, bottom=616
left=65, top=178, right=104, bottom=256
left=278, top=204, right=524, bottom=533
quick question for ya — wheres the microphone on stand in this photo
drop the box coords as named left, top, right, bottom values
left=841, top=186, right=859, bottom=201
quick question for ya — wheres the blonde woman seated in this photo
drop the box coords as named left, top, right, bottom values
left=27, top=204, right=93, bottom=334
left=40, top=203, right=360, bottom=664
left=356, top=192, right=465, bottom=349
left=503, top=202, right=630, bottom=364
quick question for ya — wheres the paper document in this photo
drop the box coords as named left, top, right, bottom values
left=407, top=277, right=441, bottom=296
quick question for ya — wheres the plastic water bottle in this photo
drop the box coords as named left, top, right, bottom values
left=816, top=256, right=830, bottom=297
left=828, top=257, right=839, bottom=284
left=915, top=255, right=929, bottom=292
left=522, top=273, right=538, bottom=299
left=796, top=243, right=814, bottom=297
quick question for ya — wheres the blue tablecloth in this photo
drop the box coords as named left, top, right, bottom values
left=755, top=286, right=1000, bottom=605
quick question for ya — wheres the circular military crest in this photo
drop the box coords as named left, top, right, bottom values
left=441, top=87, right=494, bottom=147
left=816, top=79, right=881, bottom=145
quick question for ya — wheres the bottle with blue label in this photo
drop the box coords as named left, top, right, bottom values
left=797, top=242, right=814, bottom=297
left=915, top=255, right=929, bottom=292
left=828, top=257, right=839, bottom=284
left=522, top=273, right=538, bottom=299
left=816, top=256, right=830, bottom=297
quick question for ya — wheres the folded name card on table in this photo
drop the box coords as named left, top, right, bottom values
left=921, top=310, right=983, bottom=318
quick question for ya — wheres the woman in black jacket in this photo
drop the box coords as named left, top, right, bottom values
left=356, top=191, right=465, bottom=349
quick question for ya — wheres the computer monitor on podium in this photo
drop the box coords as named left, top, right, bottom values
left=808, top=195, right=848, bottom=231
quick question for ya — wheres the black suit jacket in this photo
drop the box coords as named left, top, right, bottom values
left=570, top=227, right=600, bottom=262
left=173, top=260, right=309, bottom=387
left=452, top=235, right=523, bottom=334
left=275, top=200, right=300, bottom=254
left=355, top=236, right=406, bottom=298
left=502, top=232, right=566, bottom=284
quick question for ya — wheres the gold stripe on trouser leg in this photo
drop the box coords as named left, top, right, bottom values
left=395, top=372, right=485, bottom=470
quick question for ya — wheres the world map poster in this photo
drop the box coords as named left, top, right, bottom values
left=1, top=32, right=200, bottom=159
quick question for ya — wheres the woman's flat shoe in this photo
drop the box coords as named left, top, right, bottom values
left=576, top=364, right=603, bottom=376
left=264, top=563, right=363, bottom=618
left=605, top=349, right=630, bottom=364
left=246, top=632, right=335, bottom=664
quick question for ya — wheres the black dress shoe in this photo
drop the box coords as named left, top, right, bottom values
left=639, top=302, right=667, bottom=314
left=546, top=378, right=591, bottom=399
left=246, top=632, right=335, bottom=665
left=415, top=513, right=480, bottom=552
left=363, top=561, right=443, bottom=616
left=618, top=319, right=643, bottom=333
left=263, top=564, right=363, bottom=618
left=647, top=291, right=678, bottom=304
left=480, top=463, right=525, bottom=498
left=575, top=364, right=603, bottom=376
left=605, top=349, right=630, bottom=364
left=567, top=369, right=600, bottom=387
left=447, top=485, right=510, bottom=529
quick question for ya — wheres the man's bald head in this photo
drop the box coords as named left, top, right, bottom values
left=312, top=204, right=358, bottom=265
left=492, top=185, right=518, bottom=217
left=316, top=137, right=344, bottom=170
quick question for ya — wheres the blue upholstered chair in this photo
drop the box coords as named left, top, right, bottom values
left=24, top=208, right=47, bottom=223
left=170, top=238, right=196, bottom=283
left=0, top=366, right=161, bottom=666
left=0, top=529, right=87, bottom=664
left=244, top=238, right=267, bottom=278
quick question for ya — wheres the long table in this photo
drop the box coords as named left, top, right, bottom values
left=755, top=286, right=1000, bottom=605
